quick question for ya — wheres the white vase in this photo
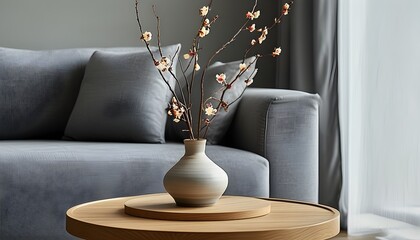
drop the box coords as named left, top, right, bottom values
left=163, top=139, right=228, bottom=207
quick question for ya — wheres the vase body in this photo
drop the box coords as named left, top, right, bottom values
left=163, top=139, right=228, bottom=207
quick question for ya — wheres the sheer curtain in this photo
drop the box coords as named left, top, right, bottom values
left=339, top=0, right=420, bottom=238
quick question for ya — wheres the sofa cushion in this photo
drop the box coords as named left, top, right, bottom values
left=0, top=140, right=269, bottom=239
left=167, top=57, right=257, bottom=144
left=0, top=47, right=144, bottom=140
left=64, top=44, right=180, bottom=143
left=0, top=48, right=88, bottom=140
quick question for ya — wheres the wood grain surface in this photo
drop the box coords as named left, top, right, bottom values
left=124, top=193, right=271, bottom=221
left=67, top=194, right=340, bottom=240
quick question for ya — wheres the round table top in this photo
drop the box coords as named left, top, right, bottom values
left=66, top=193, right=340, bottom=240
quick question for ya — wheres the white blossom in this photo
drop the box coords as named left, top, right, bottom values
left=195, top=63, right=201, bottom=71
left=216, top=73, right=226, bottom=84
left=168, top=97, right=185, bottom=123
left=141, top=32, right=152, bottom=42
left=258, top=27, right=268, bottom=44
left=205, top=103, right=217, bottom=116
left=283, top=3, right=290, bottom=15
left=272, top=47, right=282, bottom=57
left=247, top=24, right=256, bottom=32
left=246, top=10, right=261, bottom=20
left=199, top=26, right=210, bottom=38
left=199, top=6, right=209, bottom=16
left=156, top=57, right=171, bottom=72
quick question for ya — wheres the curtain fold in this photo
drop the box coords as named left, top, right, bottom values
left=277, top=0, right=341, bottom=210
left=339, top=0, right=420, bottom=237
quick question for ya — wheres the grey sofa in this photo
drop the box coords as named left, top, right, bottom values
left=0, top=47, right=320, bottom=239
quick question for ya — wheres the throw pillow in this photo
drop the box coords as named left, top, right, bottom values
left=0, top=48, right=96, bottom=139
left=168, top=57, right=257, bottom=144
left=64, top=44, right=181, bottom=143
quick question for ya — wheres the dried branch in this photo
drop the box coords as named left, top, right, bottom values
left=242, top=1, right=294, bottom=61
left=197, top=0, right=258, bottom=138
left=202, top=57, right=259, bottom=138
left=135, top=0, right=293, bottom=140
left=135, top=0, right=180, bottom=112
left=152, top=5, right=163, bottom=57
left=227, top=67, right=258, bottom=107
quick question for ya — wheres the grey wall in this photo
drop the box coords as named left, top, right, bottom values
left=0, top=0, right=279, bottom=87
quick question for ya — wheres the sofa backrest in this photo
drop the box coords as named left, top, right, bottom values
left=0, top=47, right=144, bottom=140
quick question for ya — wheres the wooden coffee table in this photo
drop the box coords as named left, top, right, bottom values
left=66, top=193, right=340, bottom=240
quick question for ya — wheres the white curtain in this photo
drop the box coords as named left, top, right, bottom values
left=339, top=0, right=420, bottom=238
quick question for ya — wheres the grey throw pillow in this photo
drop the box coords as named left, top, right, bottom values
left=64, top=44, right=181, bottom=143
left=168, top=57, right=257, bottom=144
left=0, top=48, right=94, bottom=139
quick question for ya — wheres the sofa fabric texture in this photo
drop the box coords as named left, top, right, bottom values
left=64, top=44, right=180, bottom=143
left=0, top=47, right=144, bottom=140
left=0, top=48, right=91, bottom=139
left=0, top=47, right=320, bottom=240
left=228, top=89, right=320, bottom=202
left=0, top=140, right=269, bottom=239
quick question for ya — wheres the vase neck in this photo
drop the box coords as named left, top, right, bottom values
left=184, top=139, right=206, bottom=155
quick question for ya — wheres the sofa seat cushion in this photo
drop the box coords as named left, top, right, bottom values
left=0, top=140, right=268, bottom=239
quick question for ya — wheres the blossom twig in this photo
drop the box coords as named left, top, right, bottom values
left=197, top=0, right=258, bottom=138
left=152, top=5, right=163, bottom=57
left=135, top=0, right=293, bottom=140
left=201, top=57, right=259, bottom=138
left=135, top=0, right=188, bottom=132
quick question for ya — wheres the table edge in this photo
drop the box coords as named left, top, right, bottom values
left=66, top=194, right=340, bottom=239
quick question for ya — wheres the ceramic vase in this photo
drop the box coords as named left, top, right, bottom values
left=163, top=139, right=228, bottom=207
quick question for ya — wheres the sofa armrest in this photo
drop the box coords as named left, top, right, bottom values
left=227, top=88, right=320, bottom=203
